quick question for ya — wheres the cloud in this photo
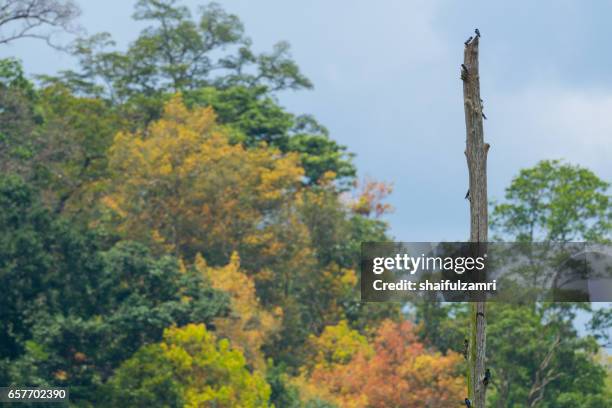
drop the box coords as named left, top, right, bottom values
left=489, top=85, right=612, bottom=180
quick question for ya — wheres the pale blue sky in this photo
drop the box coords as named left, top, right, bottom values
left=3, top=0, right=612, bottom=241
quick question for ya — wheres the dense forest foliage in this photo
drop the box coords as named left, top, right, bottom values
left=1, top=1, right=610, bottom=406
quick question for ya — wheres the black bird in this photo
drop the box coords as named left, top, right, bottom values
left=464, top=36, right=473, bottom=46
left=479, top=99, right=487, bottom=119
left=465, top=398, right=472, bottom=407
left=463, top=338, right=469, bottom=360
left=483, top=368, right=491, bottom=386
left=475, top=28, right=481, bottom=38
left=477, top=312, right=485, bottom=318
left=465, top=190, right=470, bottom=200
left=461, top=64, right=469, bottom=81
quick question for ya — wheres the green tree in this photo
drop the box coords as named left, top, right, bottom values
left=185, top=86, right=356, bottom=185
left=491, top=159, right=611, bottom=404
left=1, top=59, right=125, bottom=215
left=485, top=304, right=608, bottom=408
left=0, top=174, right=228, bottom=403
left=105, top=324, right=271, bottom=407
left=415, top=160, right=612, bottom=407
left=488, top=161, right=611, bottom=406
left=413, top=302, right=468, bottom=355
left=492, top=160, right=611, bottom=243
left=34, top=84, right=124, bottom=214
left=61, top=0, right=310, bottom=102
left=288, top=131, right=356, bottom=186
left=184, top=85, right=294, bottom=148
left=0, top=58, right=40, bottom=176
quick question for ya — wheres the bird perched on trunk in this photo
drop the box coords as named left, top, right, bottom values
left=483, top=368, right=491, bottom=386
left=465, top=398, right=472, bottom=407
left=463, top=338, right=469, bottom=360
left=479, top=98, right=487, bottom=120
left=461, top=64, right=469, bottom=81
left=475, top=28, right=481, bottom=38
left=465, top=189, right=470, bottom=201
left=464, top=36, right=473, bottom=46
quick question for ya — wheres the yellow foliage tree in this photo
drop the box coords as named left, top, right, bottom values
left=306, top=319, right=373, bottom=371
left=195, top=252, right=281, bottom=371
left=103, top=94, right=304, bottom=264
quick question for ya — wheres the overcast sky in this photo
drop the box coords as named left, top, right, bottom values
left=3, top=0, right=612, bottom=242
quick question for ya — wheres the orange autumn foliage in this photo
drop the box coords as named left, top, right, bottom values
left=305, top=320, right=465, bottom=408
left=350, top=178, right=393, bottom=218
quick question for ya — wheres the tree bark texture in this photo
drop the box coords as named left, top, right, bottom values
left=462, top=34, right=489, bottom=408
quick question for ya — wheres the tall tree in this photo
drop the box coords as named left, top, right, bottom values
left=487, top=160, right=611, bottom=407
left=462, top=32, right=489, bottom=407
left=61, top=0, right=311, bottom=101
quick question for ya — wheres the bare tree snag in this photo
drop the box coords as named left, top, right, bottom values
left=462, top=33, right=489, bottom=407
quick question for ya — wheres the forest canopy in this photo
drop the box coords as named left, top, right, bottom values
left=0, top=1, right=610, bottom=407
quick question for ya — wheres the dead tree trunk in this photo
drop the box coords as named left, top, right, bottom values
left=462, top=33, right=489, bottom=407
